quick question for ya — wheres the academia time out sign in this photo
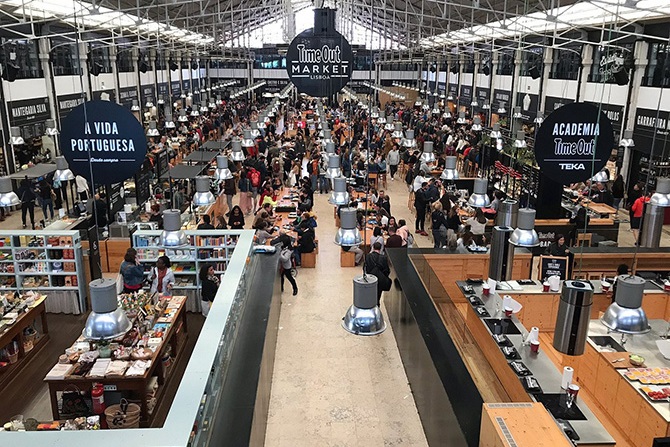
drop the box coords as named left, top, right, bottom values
left=60, top=100, right=147, bottom=185
left=286, top=29, right=353, bottom=97
left=534, top=102, right=614, bottom=184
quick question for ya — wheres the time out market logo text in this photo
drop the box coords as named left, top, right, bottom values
left=290, top=43, right=349, bottom=80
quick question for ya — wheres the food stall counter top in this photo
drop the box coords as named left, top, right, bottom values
left=587, top=319, right=670, bottom=422
left=456, top=281, right=615, bottom=445
left=44, top=216, right=88, bottom=232
left=493, top=279, right=667, bottom=295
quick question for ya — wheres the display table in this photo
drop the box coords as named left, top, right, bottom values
left=44, top=295, right=188, bottom=427
left=0, top=296, right=49, bottom=388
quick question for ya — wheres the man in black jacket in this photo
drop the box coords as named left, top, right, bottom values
left=365, top=242, right=391, bottom=304
left=414, top=182, right=429, bottom=236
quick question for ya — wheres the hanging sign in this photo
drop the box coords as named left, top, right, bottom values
left=57, top=93, right=86, bottom=120
left=286, top=9, right=353, bottom=97
left=59, top=100, right=147, bottom=185
left=8, top=97, right=51, bottom=126
left=534, top=102, right=614, bottom=184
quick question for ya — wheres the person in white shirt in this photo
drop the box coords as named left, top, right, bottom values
left=75, top=175, right=90, bottom=201
left=386, top=145, right=400, bottom=180
left=413, top=171, right=427, bottom=192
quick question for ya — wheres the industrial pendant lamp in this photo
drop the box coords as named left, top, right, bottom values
left=619, top=130, right=635, bottom=148
left=471, top=99, right=478, bottom=108
left=420, top=141, right=435, bottom=163
left=230, top=138, right=245, bottom=161
left=414, top=98, right=423, bottom=107
left=83, top=278, right=132, bottom=340
left=514, top=130, right=527, bottom=148
left=208, top=97, right=216, bottom=109
left=146, top=121, right=160, bottom=137
left=497, top=103, right=507, bottom=114
left=432, top=106, right=441, bottom=115
left=490, top=123, right=502, bottom=139
left=325, top=141, right=336, bottom=155
left=160, top=209, right=188, bottom=247
left=250, top=121, right=260, bottom=137
left=509, top=208, right=540, bottom=247
left=157, top=96, right=165, bottom=105
left=482, top=103, right=490, bottom=110
left=391, top=123, right=404, bottom=139
left=145, top=98, right=154, bottom=108
left=241, top=129, right=255, bottom=149
left=402, top=130, right=416, bottom=148
left=471, top=116, right=482, bottom=131
left=513, top=107, right=522, bottom=119
left=326, top=155, right=342, bottom=179
left=342, top=275, right=386, bottom=336
left=45, top=119, right=59, bottom=136
left=257, top=117, right=266, bottom=130
left=213, top=155, right=233, bottom=181
left=0, top=177, right=20, bottom=207
left=54, top=156, right=76, bottom=181
left=440, top=156, right=459, bottom=180
left=131, top=100, right=140, bottom=112
left=192, top=176, right=215, bottom=206
left=534, top=113, right=544, bottom=125
left=650, top=178, right=670, bottom=207
left=199, top=101, right=208, bottom=113
left=442, top=110, right=452, bottom=119
left=10, top=127, right=24, bottom=145
left=335, top=208, right=362, bottom=246
left=377, top=112, right=386, bottom=125
left=164, top=111, right=176, bottom=129
left=590, top=170, right=609, bottom=183
left=456, top=112, right=466, bottom=124
left=468, top=178, right=491, bottom=207
left=601, top=275, right=651, bottom=335
left=190, top=107, right=200, bottom=117
left=321, top=130, right=333, bottom=146
left=319, top=124, right=330, bottom=138
left=178, top=109, right=189, bottom=122
left=329, top=177, right=349, bottom=205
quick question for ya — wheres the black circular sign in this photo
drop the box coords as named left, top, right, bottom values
left=286, top=28, right=353, bottom=97
left=534, top=102, right=614, bottom=184
left=60, top=100, right=147, bottom=185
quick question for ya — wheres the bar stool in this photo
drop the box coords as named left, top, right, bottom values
left=378, top=172, right=387, bottom=188
left=368, top=173, right=378, bottom=189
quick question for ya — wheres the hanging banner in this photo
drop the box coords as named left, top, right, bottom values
left=459, top=85, right=472, bottom=104
left=534, top=102, right=614, bottom=184
left=57, top=93, right=86, bottom=120
left=544, top=96, right=572, bottom=114
left=59, top=100, right=148, bottom=185
left=118, top=87, right=138, bottom=108
left=286, top=8, right=353, bottom=97
left=633, top=108, right=670, bottom=155
left=491, top=89, right=511, bottom=114
left=8, top=97, right=51, bottom=126
left=170, top=81, right=181, bottom=98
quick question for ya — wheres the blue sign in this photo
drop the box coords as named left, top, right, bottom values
left=59, top=100, right=147, bottom=185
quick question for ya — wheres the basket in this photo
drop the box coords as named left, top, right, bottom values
left=105, top=399, right=141, bottom=429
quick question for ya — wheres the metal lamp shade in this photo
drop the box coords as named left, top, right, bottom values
left=342, top=275, right=386, bottom=336
left=392, top=123, right=404, bottom=139
left=164, top=113, right=176, bottom=129
left=402, top=130, right=416, bottom=148
left=329, top=177, right=349, bottom=205
left=513, top=107, right=522, bottom=118
left=440, top=156, right=459, bottom=180
left=160, top=209, right=188, bottom=247
left=131, top=100, right=140, bottom=111
left=490, top=123, right=502, bottom=139
left=145, top=98, right=154, bottom=108
left=384, top=121, right=394, bottom=131
left=432, top=107, right=441, bottom=115
left=230, top=139, right=245, bottom=161
left=321, top=130, right=333, bottom=146
left=199, top=102, right=208, bottom=113
left=326, top=155, right=342, bottom=179
left=54, top=156, right=75, bottom=181
left=10, top=127, right=24, bottom=146
left=190, top=108, right=200, bottom=117
left=456, top=112, right=466, bottom=124
left=146, top=121, right=160, bottom=137
left=335, top=208, right=362, bottom=246
left=601, top=275, right=651, bottom=335
left=257, top=119, right=267, bottom=130
left=468, top=178, right=491, bottom=207
left=157, top=97, right=165, bottom=105
left=178, top=110, right=189, bottom=122
left=193, top=176, right=215, bottom=206
left=590, top=170, right=609, bottom=183
left=325, top=141, right=336, bottom=155
left=619, top=129, right=634, bottom=147
left=0, top=177, right=20, bottom=207
left=214, top=156, right=233, bottom=181
left=442, top=111, right=452, bottom=119
left=45, top=119, right=59, bottom=136
left=370, top=108, right=379, bottom=119
left=650, top=178, right=670, bottom=207
left=514, top=130, right=527, bottom=148
left=83, top=278, right=132, bottom=340
left=471, top=116, right=482, bottom=131
left=509, top=208, right=540, bottom=247
left=377, top=113, right=386, bottom=124
left=420, top=141, right=435, bottom=163
left=250, top=121, right=260, bottom=137
left=241, top=129, right=255, bottom=148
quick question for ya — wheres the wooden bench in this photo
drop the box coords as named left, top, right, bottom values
left=340, top=249, right=356, bottom=267
left=301, top=251, right=317, bottom=268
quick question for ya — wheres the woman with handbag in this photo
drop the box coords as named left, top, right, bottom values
left=150, top=256, right=175, bottom=296
left=199, top=264, right=220, bottom=317
left=17, top=177, right=36, bottom=229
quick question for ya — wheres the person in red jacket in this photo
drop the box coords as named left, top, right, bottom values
left=630, top=191, right=651, bottom=243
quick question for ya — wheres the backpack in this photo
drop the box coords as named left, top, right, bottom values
left=249, top=169, right=260, bottom=188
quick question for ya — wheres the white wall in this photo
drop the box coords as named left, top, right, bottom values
left=90, top=73, right=115, bottom=93
left=636, top=86, right=670, bottom=111
left=118, top=72, right=136, bottom=88
left=515, top=76, right=540, bottom=95
left=139, top=70, right=155, bottom=86
left=581, top=82, right=628, bottom=106
left=460, top=73, right=473, bottom=87
left=53, top=75, right=82, bottom=96
left=2, top=78, right=48, bottom=101
left=448, top=72, right=458, bottom=85
left=476, top=73, right=490, bottom=89
left=545, top=79, right=579, bottom=102
left=379, top=71, right=415, bottom=80
left=170, top=69, right=180, bottom=82
left=493, top=75, right=513, bottom=92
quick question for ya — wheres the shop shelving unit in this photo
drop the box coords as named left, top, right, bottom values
left=131, top=230, right=239, bottom=311
left=0, top=230, right=87, bottom=314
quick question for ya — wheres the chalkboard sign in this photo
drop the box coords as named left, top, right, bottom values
left=135, top=169, right=152, bottom=205
left=156, top=150, right=169, bottom=178
left=107, top=182, right=125, bottom=217
left=539, top=255, right=569, bottom=281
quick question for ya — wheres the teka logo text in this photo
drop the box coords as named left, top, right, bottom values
left=559, top=163, right=586, bottom=170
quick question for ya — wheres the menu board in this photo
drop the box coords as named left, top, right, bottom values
left=134, top=169, right=152, bottom=205
left=107, top=182, right=125, bottom=217
left=156, top=150, right=169, bottom=178
left=539, top=256, right=569, bottom=281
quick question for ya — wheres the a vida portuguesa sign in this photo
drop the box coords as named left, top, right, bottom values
left=534, top=102, right=614, bottom=184
left=286, top=8, right=353, bottom=97
left=59, top=100, right=147, bottom=185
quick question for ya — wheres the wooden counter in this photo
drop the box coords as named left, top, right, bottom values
left=480, top=402, right=573, bottom=447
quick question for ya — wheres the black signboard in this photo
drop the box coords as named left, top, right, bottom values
left=93, top=89, right=115, bottom=102
left=140, top=85, right=155, bottom=104
left=107, top=182, right=125, bottom=218
left=459, top=85, right=472, bottom=104
left=539, top=255, right=569, bottom=281
left=632, top=108, right=670, bottom=155
left=447, top=83, right=458, bottom=99
left=156, top=149, right=169, bottom=178
left=491, top=89, right=511, bottom=113
left=192, top=78, right=200, bottom=91
left=437, top=82, right=446, bottom=95
left=118, top=87, right=138, bottom=107
left=286, top=9, right=353, bottom=97
left=515, top=92, right=540, bottom=120
left=182, top=79, right=191, bottom=93
left=264, top=79, right=289, bottom=93
left=170, top=81, right=181, bottom=98
left=134, top=168, right=152, bottom=205
left=586, top=102, right=623, bottom=134
left=57, top=93, right=86, bottom=120
left=59, top=100, right=148, bottom=185
left=534, top=102, right=614, bottom=184
left=544, top=96, right=572, bottom=115
left=475, top=87, right=490, bottom=109
left=157, top=83, right=169, bottom=98
left=8, top=97, right=51, bottom=126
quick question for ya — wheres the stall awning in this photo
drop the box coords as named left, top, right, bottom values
left=8, top=163, right=57, bottom=180
left=160, top=164, right=207, bottom=180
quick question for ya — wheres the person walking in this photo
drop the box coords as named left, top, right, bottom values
left=386, top=144, right=400, bottom=180
left=611, top=174, right=625, bottom=212
left=149, top=255, right=175, bottom=296
left=364, top=241, right=391, bottom=305
left=120, top=248, right=144, bottom=294
left=431, top=201, right=449, bottom=248
left=75, top=175, right=90, bottom=201
left=38, top=179, right=55, bottom=223
left=199, top=264, right=220, bottom=317
left=223, top=174, right=237, bottom=215
left=414, top=182, right=429, bottom=235
left=17, top=177, right=36, bottom=229
left=278, top=239, right=298, bottom=296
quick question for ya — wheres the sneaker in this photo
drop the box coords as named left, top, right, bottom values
left=292, top=289, right=298, bottom=296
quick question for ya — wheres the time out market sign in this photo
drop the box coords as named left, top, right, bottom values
left=60, top=100, right=147, bottom=185
left=534, top=102, right=614, bottom=184
left=286, top=30, right=353, bottom=97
